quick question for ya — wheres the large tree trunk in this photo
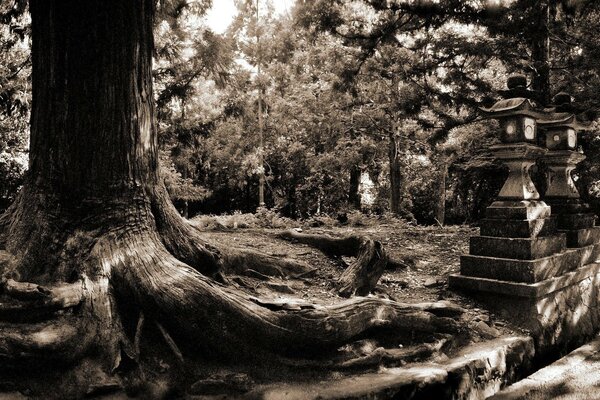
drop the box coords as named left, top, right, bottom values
left=0, top=1, right=467, bottom=397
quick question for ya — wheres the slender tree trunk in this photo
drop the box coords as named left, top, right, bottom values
left=531, top=0, right=551, bottom=105
left=389, top=131, right=401, bottom=214
left=388, top=128, right=413, bottom=221
left=436, top=158, right=448, bottom=226
left=349, top=166, right=361, bottom=209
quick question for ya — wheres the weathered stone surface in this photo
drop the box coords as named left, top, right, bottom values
left=490, top=336, right=600, bottom=400
left=486, top=200, right=551, bottom=220
left=562, top=227, right=600, bottom=248
left=479, top=217, right=557, bottom=238
left=470, top=234, right=566, bottom=260
left=451, top=265, right=600, bottom=353
left=491, top=144, right=546, bottom=200
left=250, top=336, right=534, bottom=400
left=556, top=213, right=597, bottom=230
left=450, top=262, right=600, bottom=299
left=460, top=244, right=600, bottom=283
left=546, top=198, right=590, bottom=215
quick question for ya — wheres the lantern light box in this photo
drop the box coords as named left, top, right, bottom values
left=481, top=98, right=541, bottom=144
left=538, top=115, right=585, bottom=151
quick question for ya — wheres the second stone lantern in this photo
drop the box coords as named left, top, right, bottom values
left=538, top=93, right=598, bottom=247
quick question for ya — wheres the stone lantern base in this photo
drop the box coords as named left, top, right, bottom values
left=450, top=194, right=600, bottom=353
left=543, top=150, right=600, bottom=247
left=450, top=262, right=600, bottom=352
left=546, top=198, right=600, bottom=248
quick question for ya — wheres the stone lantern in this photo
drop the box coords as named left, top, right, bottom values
left=480, top=97, right=546, bottom=201
left=449, top=77, right=600, bottom=355
left=538, top=93, right=597, bottom=247
left=465, top=76, right=564, bottom=254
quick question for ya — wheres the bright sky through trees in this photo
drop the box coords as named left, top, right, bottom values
left=205, top=0, right=295, bottom=34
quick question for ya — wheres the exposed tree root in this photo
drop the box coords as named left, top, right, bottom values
left=0, top=280, right=85, bottom=321
left=277, top=229, right=388, bottom=296
left=0, top=188, right=468, bottom=397
left=104, top=230, right=465, bottom=360
left=155, top=321, right=184, bottom=364
left=151, top=186, right=314, bottom=280
left=0, top=316, right=91, bottom=365
left=281, top=336, right=451, bottom=369
left=219, top=248, right=316, bottom=279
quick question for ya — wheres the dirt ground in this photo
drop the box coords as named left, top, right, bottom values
left=202, top=223, right=488, bottom=307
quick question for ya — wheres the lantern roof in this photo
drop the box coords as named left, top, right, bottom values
left=480, top=98, right=544, bottom=119
left=536, top=112, right=592, bottom=130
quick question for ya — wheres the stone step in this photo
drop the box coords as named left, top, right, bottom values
left=561, top=226, right=600, bottom=248
left=449, top=262, right=600, bottom=299
left=486, top=200, right=551, bottom=220
left=470, top=234, right=566, bottom=260
left=489, top=335, right=600, bottom=400
left=460, top=244, right=600, bottom=283
left=249, top=337, right=534, bottom=400
left=479, top=217, right=557, bottom=238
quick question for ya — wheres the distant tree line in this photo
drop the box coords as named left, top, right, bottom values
left=2, top=0, right=600, bottom=224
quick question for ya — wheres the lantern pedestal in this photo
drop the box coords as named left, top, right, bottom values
left=451, top=142, right=568, bottom=283
left=492, top=143, right=546, bottom=200
left=449, top=141, right=597, bottom=353
left=543, top=150, right=600, bottom=247
left=450, top=82, right=600, bottom=353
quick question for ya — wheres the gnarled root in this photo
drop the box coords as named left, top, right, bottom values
left=0, top=316, right=91, bottom=365
left=0, top=275, right=101, bottom=367
left=106, top=231, right=465, bottom=361
left=0, top=279, right=85, bottom=321
left=277, top=229, right=388, bottom=297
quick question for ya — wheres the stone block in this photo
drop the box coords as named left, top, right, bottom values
left=556, top=213, right=597, bottom=230
left=450, top=265, right=600, bottom=354
left=479, top=217, right=556, bottom=238
left=449, top=262, right=600, bottom=299
left=546, top=199, right=590, bottom=215
left=486, top=200, right=551, bottom=220
left=460, top=244, right=600, bottom=283
left=470, top=234, right=566, bottom=260
left=562, top=226, right=600, bottom=248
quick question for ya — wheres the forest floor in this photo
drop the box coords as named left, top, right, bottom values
left=200, top=219, right=503, bottom=313
left=155, top=217, right=525, bottom=398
